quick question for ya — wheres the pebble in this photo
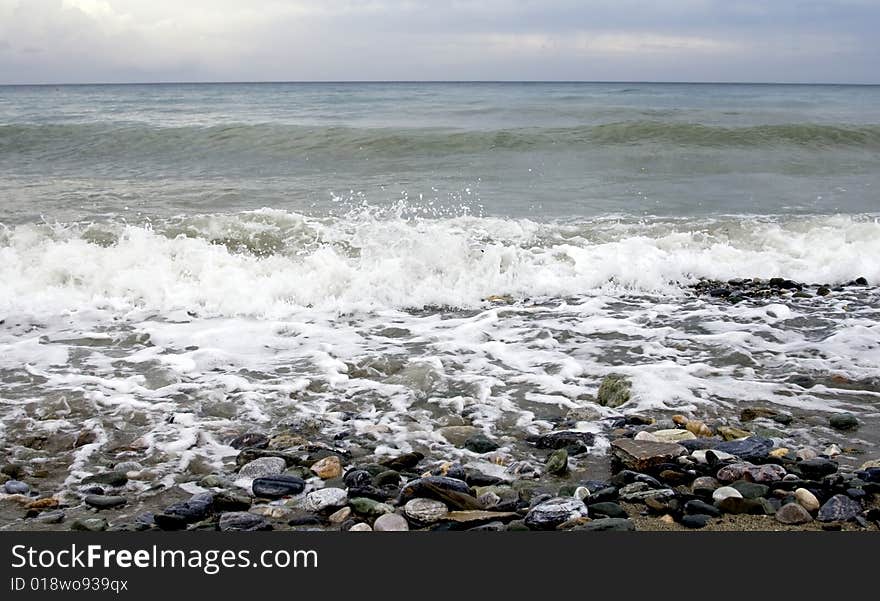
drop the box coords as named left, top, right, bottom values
left=3, top=480, right=30, bottom=495
left=249, top=505, right=294, bottom=520
left=545, top=449, right=569, bottom=475
left=597, top=373, right=631, bottom=408
left=829, top=414, right=859, bottom=431
left=534, top=430, right=595, bottom=453
left=634, top=431, right=659, bottom=442
left=824, top=444, right=843, bottom=457
left=796, top=448, right=819, bottom=461
left=690, top=450, right=735, bottom=465
left=650, top=429, right=697, bottom=443
left=717, top=426, right=752, bottom=441
left=776, top=503, right=813, bottom=525
left=343, top=469, right=373, bottom=488
left=404, top=498, right=449, bottom=523
left=713, top=437, right=774, bottom=462
left=348, top=496, right=393, bottom=516
left=730, top=481, right=769, bottom=499
left=328, top=507, right=352, bottom=524
left=379, top=451, right=424, bottom=471
left=84, top=495, right=127, bottom=509
left=686, top=420, right=713, bottom=437
left=252, top=475, right=306, bottom=498
left=712, top=486, right=743, bottom=503
left=573, top=518, right=635, bottom=532
left=229, top=432, right=270, bottom=450
left=680, top=514, right=711, bottom=529
left=239, top=457, right=286, bottom=480
left=82, top=471, right=128, bottom=487
left=464, top=433, right=499, bottom=454
left=37, top=510, right=65, bottom=524
left=398, top=476, right=480, bottom=510
left=373, top=513, right=409, bottom=532
left=717, top=462, right=786, bottom=483
left=797, top=458, right=838, bottom=480
left=692, top=476, right=721, bottom=495
left=794, top=488, right=820, bottom=512
left=154, top=493, right=214, bottom=530
left=817, top=494, right=862, bottom=522
left=524, top=497, right=589, bottom=530
left=303, top=488, right=348, bottom=512
left=218, top=512, right=271, bottom=532
left=71, top=518, right=108, bottom=532
left=685, top=500, right=722, bottom=517
left=348, top=523, right=372, bottom=532
left=589, top=502, right=628, bottom=519
left=310, top=456, right=343, bottom=480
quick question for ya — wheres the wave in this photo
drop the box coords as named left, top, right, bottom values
left=1, top=210, right=878, bottom=317
left=3, top=121, right=880, bottom=160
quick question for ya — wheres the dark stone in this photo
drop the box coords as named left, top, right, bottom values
left=730, top=480, right=769, bottom=499
left=610, top=439, right=687, bottom=471
left=680, top=438, right=721, bottom=452
left=133, top=513, right=155, bottom=530
left=716, top=497, right=764, bottom=515
left=854, top=277, right=869, bottom=285
left=84, top=495, right=126, bottom=509
left=713, top=437, right=774, bottom=462
left=154, top=493, right=214, bottom=530
left=684, top=499, right=721, bottom=517
left=379, top=452, right=424, bottom=471
left=680, top=514, right=711, bottom=529
left=464, top=470, right=504, bottom=487
left=588, top=502, right=628, bottom=519
left=573, top=518, right=635, bottom=532
left=398, top=476, right=480, bottom=510
left=346, top=486, right=391, bottom=501
left=374, top=470, right=401, bottom=487
left=343, top=469, right=373, bottom=488
left=860, top=468, right=880, bottom=483
left=817, top=494, right=862, bottom=522
left=829, top=414, right=859, bottom=431
left=769, top=277, right=799, bottom=289
left=434, top=464, right=468, bottom=481
left=580, top=480, right=611, bottom=493
left=252, top=475, right=306, bottom=498
left=228, top=432, right=269, bottom=450
left=534, top=431, right=595, bottom=455
left=212, top=491, right=252, bottom=512
left=464, top=433, right=499, bottom=454
left=82, top=471, right=128, bottom=487
left=797, top=458, right=838, bottom=480
left=586, top=487, right=619, bottom=504
left=816, top=287, right=831, bottom=297
left=218, top=512, right=271, bottom=532
left=610, top=470, right=662, bottom=488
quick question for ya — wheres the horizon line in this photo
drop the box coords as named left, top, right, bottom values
left=1, top=79, right=879, bottom=87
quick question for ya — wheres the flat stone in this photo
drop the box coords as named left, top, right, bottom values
left=573, top=518, right=635, bottom=532
left=218, top=512, right=271, bottom=531
left=776, top=503, right=813, bottom=525
left=373, top=513, right=409, bottom=532
left=82, top=471, right=128, bottom=487
left=310, top=456, right=343, bottom=480
left=713, top=437, right=774, bottom=462
left=443, top=510, right=519, bottom=524
left=597, top=374, right=631, bottom=407
left=588, top=502, right=628, bottom=519
left=524, top=497, right=589, bottom=530
left=794, top=488, right=820, bottom=512
left=651, top=429, right=697, bottom=443
left=37, top=510, right=65, bottom=524
left=817, top=494, right=862, bottom=522
left=71, top=518, right=108, bottom=532
left=252, top=475, right=306, bottom=498
left=348, top=523, right=372, bottom=531
left=398, top=476, right=480, bottom=510
left=239, top=457, right=286, bottom=480
left=303, top=488, right=348, bottom=512
left=610, top=439, right=687, bottom=472
left=84, top=495, right=126, bottom=509
left=404, top=498, right=449, bottom=523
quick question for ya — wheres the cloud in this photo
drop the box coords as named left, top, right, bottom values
left=0, top=0, right=876, bottom=83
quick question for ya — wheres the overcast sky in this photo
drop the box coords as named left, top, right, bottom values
left=0, top=0, right=877, bottom=84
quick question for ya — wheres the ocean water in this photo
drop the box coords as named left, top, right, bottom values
left=1, top=83, right=879, bottom=505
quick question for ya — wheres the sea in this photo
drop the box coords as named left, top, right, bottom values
left=0, top=82, right=878, bottom=505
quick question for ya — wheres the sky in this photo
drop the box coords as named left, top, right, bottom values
left=0, top=0, right=878, bottom=84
